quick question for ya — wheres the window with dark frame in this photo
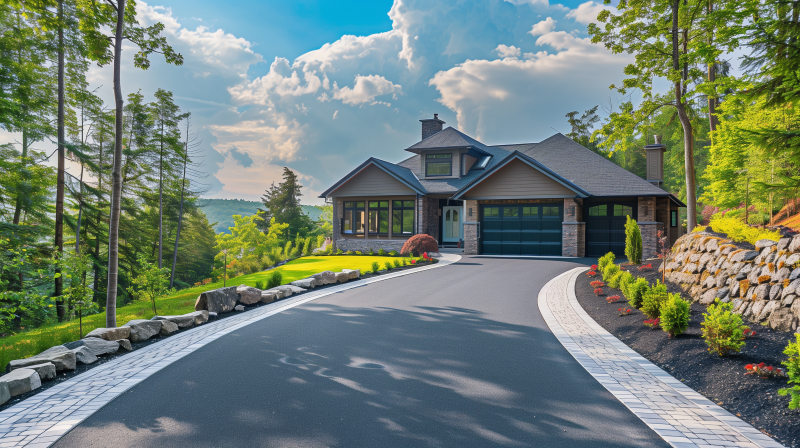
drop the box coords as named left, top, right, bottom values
left=392, top=200, right=415, bottom=235
left=368, top=201, right=389, bottom=234
left=343, top=201, right=365, bottom=234
left=425, top=153, right=452, bottom=177
left=671, top=210, right=678, bottom=227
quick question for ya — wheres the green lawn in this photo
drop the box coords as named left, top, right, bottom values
left=0, top=255, right=404, bottom=372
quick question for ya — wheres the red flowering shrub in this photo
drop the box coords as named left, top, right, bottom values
left=644, top=318, right=660, bottom=329
left=594, top=288, right=603, bottom=296
left=591, top=264, right=598, bottom=271
left=743, top=328, right=756, bottom=337
left=586, top=271, right=597, bottom=277
left=618, top=308, right=632, bottom=316
left=639, top=263, right=653, bottom=270
left=400, top=234, right=439, bottom=256
left=590, top=280, right=605, bottom=288
left=745, top=362, right=785, bottom=378
left=607, top=295, right=621, bottom=303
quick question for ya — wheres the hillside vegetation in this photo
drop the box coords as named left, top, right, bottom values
left=198, top=198, right=325, bottom=233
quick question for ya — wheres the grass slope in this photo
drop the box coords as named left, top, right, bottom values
left=0, top=255, right=398, bottom=372
left=198, top=199, right=326, bottom=233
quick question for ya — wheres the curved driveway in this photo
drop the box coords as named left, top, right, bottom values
left=54, top=257, right=669, bottom=448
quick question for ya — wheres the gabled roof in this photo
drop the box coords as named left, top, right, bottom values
left=406, top=127, right=493, bottom=156
left=318, top=158, right=425, bottom=198
left=451, top=151, right=590, bottom=200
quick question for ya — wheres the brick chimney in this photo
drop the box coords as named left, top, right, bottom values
left=419, top=114, right=445, bottom=140
left=644, top=135, right=667, bottom=188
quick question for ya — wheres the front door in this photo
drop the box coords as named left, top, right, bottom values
left=442, top=206, right=462, bottom=243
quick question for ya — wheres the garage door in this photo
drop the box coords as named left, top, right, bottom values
left=480, top=204, right=562, bottom=255
left=586, top=202, right=636, bottom=258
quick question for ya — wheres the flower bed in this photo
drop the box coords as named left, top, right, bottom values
left=575, top=259, right=799, bottom=447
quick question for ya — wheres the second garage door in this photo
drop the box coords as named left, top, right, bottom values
left=480, top=204, right=562, bottom=255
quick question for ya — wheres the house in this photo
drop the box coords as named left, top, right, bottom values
left=319, top=115, right=685, bottom=258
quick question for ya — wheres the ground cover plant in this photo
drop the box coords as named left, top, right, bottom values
left=575, top=259, right=800, bottom=447
left=0, top=255, right=401, bottom=372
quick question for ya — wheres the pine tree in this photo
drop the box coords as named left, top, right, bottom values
left=260, top=167, right=313, bottom=238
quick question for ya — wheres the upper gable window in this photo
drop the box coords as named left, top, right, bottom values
left=426, top=153, right=452, bottom=177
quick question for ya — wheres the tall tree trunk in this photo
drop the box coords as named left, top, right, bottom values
left=75, top=163, right=84, bottom=253
left=707, top=0, right=717, bottom=139
left=93, top=139, right=104, bottom=304
left=673, top=0, right=697, bottom=230
left=170, top=121, right=189, bottom=288
left=55, top=0, right=65, bottom=321
left=158, top=122, right=164, bottom=269
left=12, top=128, right=27, bottom=225
left=106, top=0, right=125, bottom=328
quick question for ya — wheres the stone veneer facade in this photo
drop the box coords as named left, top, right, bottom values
left=464, top=200, right=479, bottom=255
left=637, top=196, right=663, bottom=259
left=562, top=198, right=585, bottom=257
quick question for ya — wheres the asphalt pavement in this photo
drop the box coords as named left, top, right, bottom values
left=53, top=256, right=670, bottom=448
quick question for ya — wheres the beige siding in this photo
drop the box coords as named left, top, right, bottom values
left=333, top=164, right=415, bottom=196
left=463, top=154, right=477, bottom=175
left=420, top=150, right=460, bottom=179
left=463, top=159, right=575, bottom=199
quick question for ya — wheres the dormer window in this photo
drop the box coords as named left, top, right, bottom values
left=426, top=153, right=452, bottom=177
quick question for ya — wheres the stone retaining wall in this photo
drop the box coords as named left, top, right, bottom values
left=662, top=231, right=800, bottom=332
left=334, top=239, right=406, bottom=252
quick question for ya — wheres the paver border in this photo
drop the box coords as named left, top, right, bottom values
left=0, top=254, right=461, bottom=448
left=538, top=267, right=784, bottom=448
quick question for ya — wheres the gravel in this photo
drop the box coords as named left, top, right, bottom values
left=576, top=259, right=800, bottom=448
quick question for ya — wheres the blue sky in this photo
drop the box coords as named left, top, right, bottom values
left=32, top=0, right=638, bottom=204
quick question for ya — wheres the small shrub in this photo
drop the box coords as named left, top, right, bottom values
left=384, top=261, right=393, bottom=271
left=744, top=327, right=756, bottom=337
left=644, top=317, right=660, bottom=329
left=624, top=216, right=643, bottom=265
left=586, top=270, right=597, bottom=277
left=393, top=259, right=401, bottom=268
left=607, top=295, right=621, bottom=303
left=355, top=251, right=362, bottom=255
left=389, top=250, right=398, bottom=257
left=618, top=308, right=632, bottom=316
left=779, top=334, right=800, bottom=409
left=400, top=234, right=439, bottom=256
left=598, top=252, right=615, bottom=273
left=624, top=277, right=649, bottom=309
left=641, top=281, right=668, bottom=319
left=701, top=299, right=747, bottom=356
left=610, top=270, right=632, bottom=289
left=335, top=249, right=343, bottom=255
left=594, top=288, right=603, bottom=296
left=659, top=293, right=691, bottom=337
left=378, top=248, right=387, bottom=256
left=591, top=264, right=598, bottom=271
left=371, top=262, right=380, bottom=273
left=266, top=270, right=283, bottom=289
left=402, top=258, right=408, bottom=266
left=709, top=215, right=780, bottom=245
left=746, top=362, right=786, bottom=378
left=603, top=264, right=620, bottom=282
left=368, top=248, right=375, bottom=256
left=346, top=250, right=354, bottom=255
left=255, top=280, right=264, bottom=290
left=590, top=280, right=605, bottom=288
left=639, top=263, right=652, bottom=270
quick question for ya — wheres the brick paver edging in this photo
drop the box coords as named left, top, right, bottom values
left=0, top=254, right=461, bottom=448
left=538, top=267, right=784, bottom=448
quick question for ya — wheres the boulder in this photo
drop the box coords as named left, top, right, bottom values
left=706, top=239, right=719, bottom=252
left=335, top=272, right=350, bottom=283
left=269, top=285, right=306, bottom=298
left=769, top=308, right=798, bottom=332
left=747, top=301, right=765, bottom=320
left=158, top=319, right=179, bottom=336
left=716, top=273, right=728, bottom=288
left=784, top=295, right=796, bottom=307
left=0, top=382, right=9, bottom=406
left=689, top=253, right=703, bottom=263
left=766, top=252, right=777, bottom=264
left=732, top=299, right=744, bottom=312
left=21, top=363, right=55, bottom=381
left=685, top=263, right=699, bottom=274
left=64, top=338, right=119, bottom=357
left=85, top=326, right=131, bottom=341
left=699, top=253, right=714, bottom=267
left=194, top=286, right=238, bottom=313
left=716, top=287, right=730, bottom=299
left=152, top=314, right=195, bottom=329
left=236, top=285, right=262, bottom=305
left=790, top=235, right=800, bottom=253
left=778, top=237, right=792, bottom=251
left=235, top=305, right=245, bottom=311
left=70, top=346, right=98, bottom=365
left=188, top=310, right=209, bottom=325
left=123, top=319, right=163, bottom=343
left=747, top=269, right=760, bottom=285
left=757, top=300, right=780, bottom=322
left=769, top=284, right=783, bottom=301
left=755, top=239, right=777, bottom=249
left=754, top=284, right=770, bottom=301
left=774, top=267, right=791, bottom=282
left=8, top=345, right=76, bottom=372
left=341, top=269, right=360, bottom=280
left=0, top=368, right=41, bottom=397
left=785, top=279, right=800, bottom=298
left=261, top=290, right=278, bottom=304
left=291, top=278, right=318, bottom=289
left=731, top=250, right=758, bottom=263
left=116, top=339, right=133, bottom=351
left=699, top=288, right=719, bottom=305
left=312, top=271, right=336, bottom=285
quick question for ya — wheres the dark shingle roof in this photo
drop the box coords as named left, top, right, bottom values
left=406, top=127, right=493, bottom=155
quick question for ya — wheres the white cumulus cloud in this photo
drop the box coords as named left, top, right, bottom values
left=333, top=75, right=403, bottom=106
left=495, top=45, right=521, bottom=58
left=566, top=1, right=617, bottom=24
left=529, top=17, right=557, bottom=36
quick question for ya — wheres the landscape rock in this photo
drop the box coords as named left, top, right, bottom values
left=188, top=310, right=209, bottom=325
left=123, top=319, right=163, bottom=342
left=158, top=319, right=179, bottom=336
left=235, top=305, right=245, bottom=311
left=716, top=287, right=729, bottom=299
left=790, top=235, right=800, bottom=252
left=236, top=285, right=262, bottom=305
left=194, top=286, right=238, bottom=313
left=335, top=272, right=350, bottom=283
left=85, top=326, right=130, bottom=341
left=0, top=382, right=9, bottom=406
left=341, top=269, right=360, bottom=280
left=774, top=267, right=791, bottom=282
left=312, top=271, right=336, bottom=285
left=748, top=301, right=767, bottom=321
left=64, top=338, right=120, bottom=357
left=793, top=299, right=800, bottom=319
left=22, top=363, right=56, bottom=381
left=769, top=284, right=783, bottom=301
left=261, top=290, right=278, bottom=303
left=116, top=339, right=133, bottom=351
left=778, top=237, right=792, bottom=251
left=291, top=278, right=318, bottom=289
left=787, top=254, right=800, bottom=269
left=756, top=239, right=777, bottom=249
left=754, top=284, right=770, bottom=301
left=730, top=250, right=758, bottom=263
left=784, top=295, right=796, bottom=307
left=705, top=239, right=719, bottom=252
left=699, top=288, right=719, bottom=305
left=8, top=345, right=76, bottom=372
left=70, top=346, right=98, bottom=365
left=269, top=285, right=306, bottom=298
left=0, top=368, right=41, bottom=397
left=769, top=308, right=798, bottom=332
left=208, top=312, right=218, bottom=321
left=152, top=314, right=195, bottom=328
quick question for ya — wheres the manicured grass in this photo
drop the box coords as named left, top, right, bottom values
left=0, top=255, right=403, bottom=372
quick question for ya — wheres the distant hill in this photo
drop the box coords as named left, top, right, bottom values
left=198, top=199, right=326, bottom=234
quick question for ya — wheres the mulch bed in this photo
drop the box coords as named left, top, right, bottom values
left=0, top=260, right=436, bottom=413
left=575, top=259, right=800, bottom=448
